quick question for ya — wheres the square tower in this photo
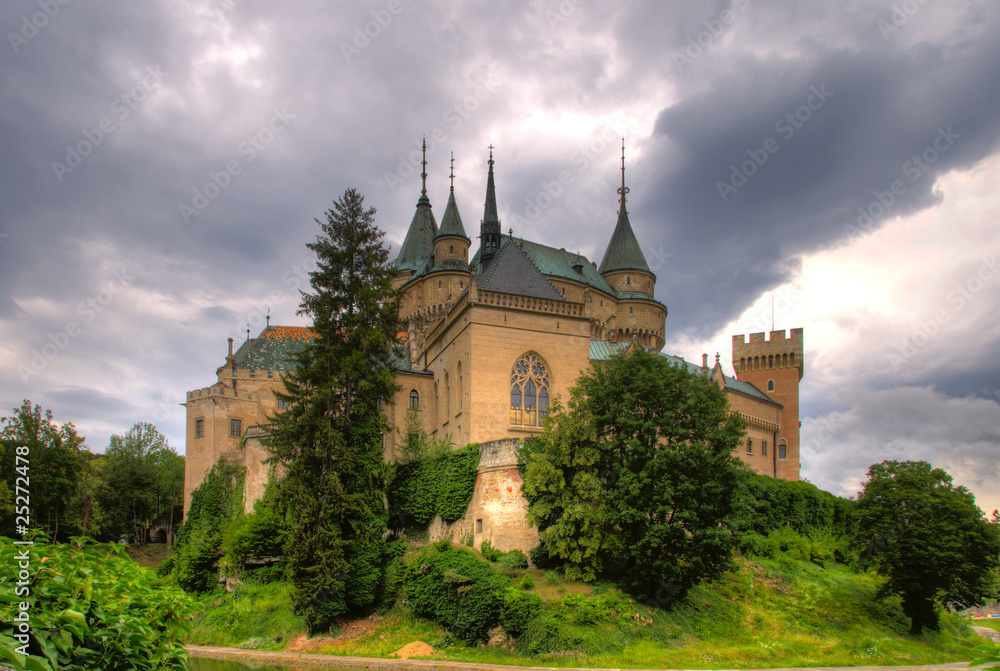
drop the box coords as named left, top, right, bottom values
left=732, top=328, right=803, bottom=480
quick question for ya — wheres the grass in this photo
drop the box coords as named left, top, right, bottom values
left=187, top=580, right=305, bottom=651
left=972, top=618, right=1000, bottom=632
left=185, top=554, right=986, bottom=668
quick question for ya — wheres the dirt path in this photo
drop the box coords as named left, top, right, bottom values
left=187, top=647, right=974, bottom=671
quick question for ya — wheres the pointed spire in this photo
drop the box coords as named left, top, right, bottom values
left=599, top=140, right=651, bottom=275
left=480, top=144, right=502, bottom=265
left=420, top=136, right=428, bottom=198
left=393, top=135, right=438, bottom=274
left=438, top=152, right=468, bottom=241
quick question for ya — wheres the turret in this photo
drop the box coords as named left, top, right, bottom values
left=433, top=152, right=470, bottom=269
left=393, top=137, right=438, bottom=280
left=598, top=140, right=656, bottom=297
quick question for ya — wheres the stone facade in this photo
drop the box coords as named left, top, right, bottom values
left=182, top=148, right=804, bottom=554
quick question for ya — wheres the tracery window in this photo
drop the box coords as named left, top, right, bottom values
left=510, top=353, right=550, bottom=426
left=409, top=390, right=419, bottom=409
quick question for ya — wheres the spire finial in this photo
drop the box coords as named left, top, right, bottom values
left=449, top=152, right=455, bottom=192
left=488, top=144, right=495, bottom=169
left=420, top=136, right=428, bottom=197
left=617, top=138, right=630, bottom=214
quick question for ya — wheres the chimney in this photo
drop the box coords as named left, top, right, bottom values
left=228, top=337, right=234, bottom=357
left=701, top=353, right=710, bottom=377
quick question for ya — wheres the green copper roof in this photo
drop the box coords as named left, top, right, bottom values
left=437, top=190, right=469, bottom=240
left=394, top=195, right=438, bottom=274
left=587, top=341, right=778, bottom=406
left=598, top=208, right=651, bottom=274
left=473, top=235, right=617, bottom=295
left=226, top=326, right=316, bottom=372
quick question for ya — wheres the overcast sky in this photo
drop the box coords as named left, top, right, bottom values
left=2, top=0, right=999, bottom=511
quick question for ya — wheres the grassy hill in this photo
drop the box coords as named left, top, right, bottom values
left=185, top=550, right=984, bottom=668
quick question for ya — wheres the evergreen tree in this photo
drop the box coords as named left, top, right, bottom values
left=855, top=460, right=1000, bottom=634
left=265, top=189, right=402, bottom=632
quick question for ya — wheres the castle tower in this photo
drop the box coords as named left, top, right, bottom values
left=393, top=137, right=438, bottom=283
left=732, top=328, right=803, bottom=480
left=598, top=140, right=656, bottom=297
left=479, top=145, right=501, bottom=266
left=434, top=152, right=470, bottom=269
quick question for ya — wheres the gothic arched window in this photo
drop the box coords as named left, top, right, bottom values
left=510, top=353, right=550, bottom=426
left=409, top=390, right=419, bottom=409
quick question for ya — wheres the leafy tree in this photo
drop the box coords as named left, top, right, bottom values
left=855, top=460, right=1000, bottom=634
left=523, top=346, right=746, bottom=603
left=0, top=400, right=86, bottom=542
left=98, top=422, right=184, bottom=543
left=265, top=188, right=402, bottom=632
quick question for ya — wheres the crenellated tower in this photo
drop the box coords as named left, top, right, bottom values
left=732, top=328, right=804, bottom=480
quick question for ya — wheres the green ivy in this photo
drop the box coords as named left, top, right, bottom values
left=171, top=457, right=243, bottom=592
left=388, top=443, right=480, bottom=528
left=0, top=536, right=195, bottom=670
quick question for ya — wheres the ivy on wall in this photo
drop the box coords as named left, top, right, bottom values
left=388, top=443, right=481, bottom=528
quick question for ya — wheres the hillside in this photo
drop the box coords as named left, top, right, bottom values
left=185, top=550, right=984, bottom=668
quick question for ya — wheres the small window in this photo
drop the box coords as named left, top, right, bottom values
left=762, top=441, right=768, bottom=457
left=459, top=281, right=463, bottom=288
left=438, top=280, right=442, bottom=289
left=409, top=390, right=419, bottom=409
left=626, top=276, right=631, bottom=285
left=476, top=519, right=483, bottom=533
left=779, top=441, right=787, bottom=460
left=767, top=379, right=775, bottom=392
left=449, top=244, right=454, bottom=254
left=230, top=418, right=242, bottom=437
left=277, top=399, right=290, bottom=409
left=629, top=306, right=633, bottom=315
left=267, top=370, right=273, bottom=378
left=249, top=369, right=255, bottom=377
left=194, top=418, right=204, bottom=438
left=746, top=438, right=753, bottom=455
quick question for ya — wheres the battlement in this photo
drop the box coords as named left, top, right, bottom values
left=732, top=328, right=804, bottom=378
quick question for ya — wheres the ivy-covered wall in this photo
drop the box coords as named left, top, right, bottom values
left=388, top=443, right=481, bottom=528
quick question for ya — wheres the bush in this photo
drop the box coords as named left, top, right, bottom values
left=498, top=549, right=529, bottom=572
left=481, top=539, right=503, bottom=562
left=0, top=537, right=195, bottom=670
left=405, top=542, right=510, bottom=644
left=519, top=574, right=535, bottom=590
left=499, top=587, right=542, bottom=638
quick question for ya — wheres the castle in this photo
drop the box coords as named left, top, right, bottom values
left=183, top=143, right=803, bottom=553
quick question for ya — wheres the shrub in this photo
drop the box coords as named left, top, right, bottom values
left=405, top=542, right=510, bottom=644
left=498, top=549, right=529, bottom=572
left=0, top=537, right=195, bottom=670
left=481, top=539, right=503, bottom=562
left=498, top=587, right=543, bottom=638
left=519, top=574, right=535, bottom=590
left=389, top=443, right=481, bottom=528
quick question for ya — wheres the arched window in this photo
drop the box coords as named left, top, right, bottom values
left=778, top=440, right=787, bottom=460
left=409, top=390, right=419, bottom=409
left=767, top=379, right=775, bottom=392
left=746, top=438, right=753, bottom=455
left=444, top=372, right=450, bottom=418
left=768, top=355, right=774, bottom=368
left=457, top=361, right=463, bottom=412
left=510, top=353, right=550, bottom=426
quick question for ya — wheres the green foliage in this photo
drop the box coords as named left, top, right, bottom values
left=480, top=539, right=502, bottom=562
left=186, top=580, right=304, bottom=651
left=388, top=443, right=481, bottom=528
left=855, top=460, right=1000, bottom=635
left=499, top=587, right=543, bottom=638
left=221, top=475, right=290, bottom=572
left=264, top=189, right=401, bottom=632
left=0, top=536, right=195, bottom=670
left=523, top=346, right=746, bottom=601
left=519, top=573, right=535, bottom=590
left=171, top=457, right=243, bottom=593
left=97, top=422, right=184, bottom=543
left=971, top=643, right=1000, bottom=669
left=736, top=470, right=856, bottom=539
left=404, top=542, right=511, bottom=644
left=1, top=400, right=87, bottom=542
left=517, top=592, right=634, bottom=655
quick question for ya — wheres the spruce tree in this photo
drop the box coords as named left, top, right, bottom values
left=265, top=189, right=402, bottom=632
